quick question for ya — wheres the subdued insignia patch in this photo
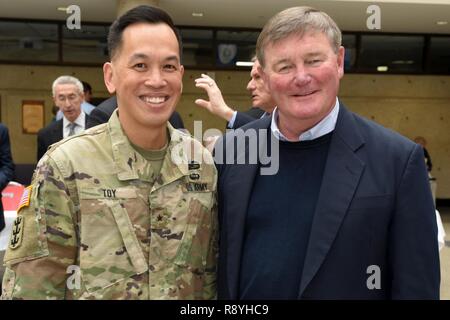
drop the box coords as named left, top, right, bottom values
left=17, top=185, right=32, bottom=213
left=188, top=161, right=200, bottom=170
left=185, top=182, right=208, bottom=192
left=189, top=173, right=200, bottom=181
left=9, top=216, right=24, bottom=250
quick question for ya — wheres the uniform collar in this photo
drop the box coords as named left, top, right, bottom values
left=108, top=110, right=189, bottom=183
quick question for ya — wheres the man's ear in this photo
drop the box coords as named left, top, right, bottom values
left=337, top=46, right=345, bottom=79
left=258, top=64, right=270, bottom=92
left=180, top=65, right=184, bottom=93
left=103, top=62, right=116, bottom=94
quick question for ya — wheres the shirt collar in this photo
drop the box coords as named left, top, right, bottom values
left=107, top=109, right=189, bottom=182
left=63, top=111, right=85, bottom=128
left=270, top=98, right=340, bottom=141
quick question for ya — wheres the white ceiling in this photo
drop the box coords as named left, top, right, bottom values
left=0, top=0, right=450, bottom=34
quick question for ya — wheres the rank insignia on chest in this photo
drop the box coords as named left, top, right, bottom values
left=188, top=161, right=200, bottom=170
left=17, top=185, right=32, bottom=213
left=9, top=216, right=24, bottom=250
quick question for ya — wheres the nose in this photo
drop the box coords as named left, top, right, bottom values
left=63, top=98, right=71, bottom=107
left=144, top=68, right=166, bottom=88
left=246, top=79, right=255, bottom=92
left=293, top=66, right=312, bottom=86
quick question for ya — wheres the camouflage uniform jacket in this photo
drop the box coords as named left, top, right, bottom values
left=1, top=111, right=218, bottom=299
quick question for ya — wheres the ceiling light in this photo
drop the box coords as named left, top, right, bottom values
left=236, top=61, right=254, bottom=67
left=436, top=21, right=448, bottom=25
left=392, top=60, right=414, bottom=65
left=192, top=12, right=203, bottom=17
left=57, top=7, right=68, bottom=11
left=377, top=66, right=388, bottom=72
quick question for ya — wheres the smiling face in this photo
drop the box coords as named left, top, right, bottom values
left=103, top=22, right=184, bottom=132
left=246, top=60, right=275, bottom=112
left=53, top=83, right=83, bottom=123
left=260, top=31, right=344, bottom=139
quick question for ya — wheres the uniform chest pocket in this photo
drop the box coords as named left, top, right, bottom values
left=78, top=189, right=148, bottom=293
left=150, top=189, right=215, bottom=270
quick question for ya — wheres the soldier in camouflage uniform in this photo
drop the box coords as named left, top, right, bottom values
left=1, top=5, right=218, bottom=300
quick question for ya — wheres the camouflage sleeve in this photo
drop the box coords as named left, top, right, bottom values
left=1, top=156, right=78, bottom=300
left=203, top=191, right=219, bottom=300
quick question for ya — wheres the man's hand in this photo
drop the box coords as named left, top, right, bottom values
left=195, top=74, right=235, bottom=121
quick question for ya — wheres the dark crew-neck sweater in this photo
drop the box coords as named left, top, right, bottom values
left=239, top=131, right=332, bottom=299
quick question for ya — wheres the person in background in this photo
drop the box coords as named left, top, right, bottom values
left=414, top=136, right=437, bottom=205
left=37, top=75, right=90, bottom=161
left=0, top=123, right=14, bottom=232
left=56, top=81, right=95, bottom=120
left=195, top=57, right=276, bottom=130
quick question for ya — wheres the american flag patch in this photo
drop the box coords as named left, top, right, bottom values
left=17, top=186, right=32, bottom=213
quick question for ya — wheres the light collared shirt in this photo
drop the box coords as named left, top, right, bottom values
left=271, top=98, right=340, bottom=142
left=63, top=111, right=86, bottom=138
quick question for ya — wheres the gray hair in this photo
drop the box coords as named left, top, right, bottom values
left=52, top=75, right=84, bottom=97
left=256, top=6, right=342, bottom=67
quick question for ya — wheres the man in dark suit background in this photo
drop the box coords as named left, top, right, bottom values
left=195, top=57, right=275, bottom=129
left=37, top=76, right=90, bottom=161
left=86, top=96, right=185, bottom=129
left=215, top=6, right=439, bottom=299
left=0, top=123, right=14, bottom=232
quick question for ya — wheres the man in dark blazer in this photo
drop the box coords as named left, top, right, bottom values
left=86, top=96, right=185, bottom=129
left=0, top=123, right=14, bottom=232
left=37, top=76, right=90, bottom=161
left=195, top=58, right=275, bottom=130
left=215, top=7, right=439, bottom=300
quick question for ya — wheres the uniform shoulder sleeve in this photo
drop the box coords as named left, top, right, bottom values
left=2, top=156, right=78, bottom=300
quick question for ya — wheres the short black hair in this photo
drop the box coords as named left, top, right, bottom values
left=81, top=81, right=92, bottom=94
left=107, top=5, right=182, bottom=60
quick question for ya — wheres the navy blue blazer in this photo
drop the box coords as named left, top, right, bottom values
left=228, top=108, right=266, bottom=130
left=37, top=116, right=90, bottom=162
left=215, top=104, right=440, bottom=299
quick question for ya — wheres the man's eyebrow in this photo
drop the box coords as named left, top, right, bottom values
left=128, top=53, right=148, bottom=63
left=273, top=58, right=291, bottom=66
left=304, top=52, right=325, bottom=58
left=165, top=55, right=180, bottom=63
left=128, top=53, right=180, bottom=64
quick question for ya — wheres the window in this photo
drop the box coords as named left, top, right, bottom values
left=0, top=21, right=58, bottom=62
left=216, top=30, right=259, bottom=67
left=358, top=35, right=424, bottom=73
left=179, top=29, right=214, bottom=67
left=427, top=37, right=450, bottom=74
left=342, top=34, right=357, bottom=71
left=62, top=24, right=109, bottom=63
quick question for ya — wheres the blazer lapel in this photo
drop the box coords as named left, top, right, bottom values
left=299, top=105, right=365, bottom=297
left=54, top=120, right=63, bottom=142
left=225, top=117, right=271, bottom=298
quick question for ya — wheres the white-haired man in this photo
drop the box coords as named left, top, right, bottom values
left=37, top=75, right=90, bottom=161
